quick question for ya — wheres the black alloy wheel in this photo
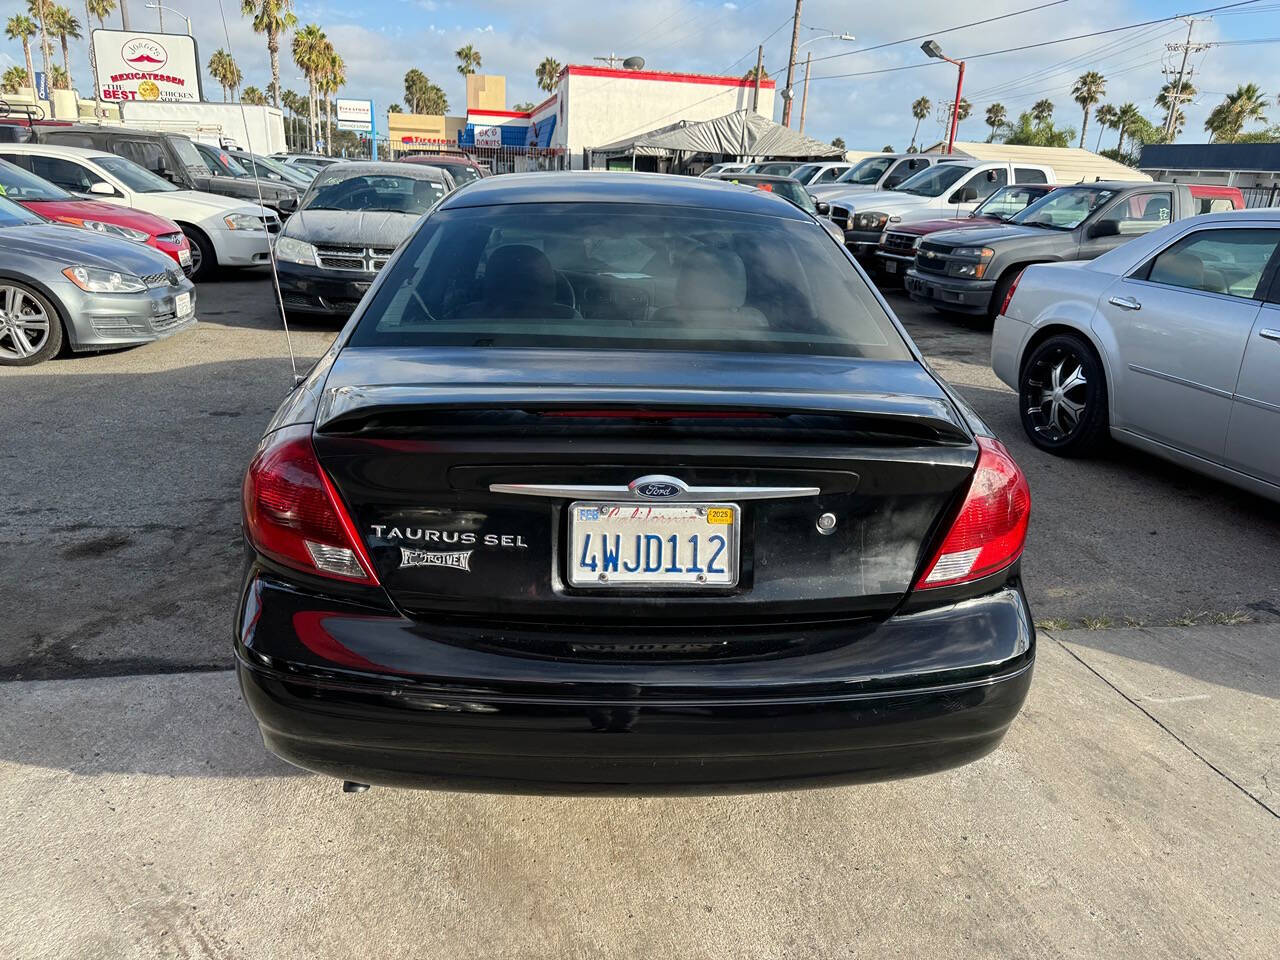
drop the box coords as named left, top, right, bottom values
left=1019, top=333, right=1109, bottom=457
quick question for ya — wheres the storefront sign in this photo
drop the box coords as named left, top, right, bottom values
left=91, top=29, right=202, bottom=102
left=474, top=125, right=503, bottom=148
left=336, top=98, right=373, bottom=133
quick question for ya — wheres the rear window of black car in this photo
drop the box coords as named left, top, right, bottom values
left=348, top=203, right=910, bottom=359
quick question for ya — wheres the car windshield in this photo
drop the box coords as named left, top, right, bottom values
left=300, top=170, right=446, bottom=214
left=0, top=194, right=44, bottom=226
left=894, top=164, right=971, bottom=197
left=239, top=153, right=310, bottom=186
left=348, top=203, right=909, bottom=360
left=0, top=159, right=73, bottom=201
left=214, top=150, right=251, bottom=177
left=93, top=155, right=178, bottom=192
left=168, top=137, right=206, bottom=170
left=1012, top=186, right=1115, bottom=230
left=973, top=186, right=1051, bottom=221
left=727, top=177, right=816, bottom=214
left=837, top=157, right=893, bottom=184
left=437, top=163, right=481, bottom=185
left=790, top=164, right=821, bottom=184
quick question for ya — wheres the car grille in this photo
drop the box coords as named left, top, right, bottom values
left=881, top=232, right=918, bottom=254
left=141, top=269, right=182, bottom=288
left=829, top=206, right=851, bottom=230
left=151, top=311, right=191, bottom=333
left=265, top=217, right=281, bottom=234
left=915, top=242, right=952, bottom=276
left=315, top=245, right=396, bottom=273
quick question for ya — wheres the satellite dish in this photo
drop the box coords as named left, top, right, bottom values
left=623, top=56, right=646, bottom=70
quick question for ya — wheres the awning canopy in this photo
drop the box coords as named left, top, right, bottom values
left=592, top=110, right=843, bottom=160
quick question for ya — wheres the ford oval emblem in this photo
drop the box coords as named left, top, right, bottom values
left=629, top=475, right=688, bottom=499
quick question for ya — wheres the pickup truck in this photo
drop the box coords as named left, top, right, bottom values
left=825, top=159, right=1056, bottom=257
left=808, top=153, right=943, bottom=202
left=904, top=181, right=1244, bottom=319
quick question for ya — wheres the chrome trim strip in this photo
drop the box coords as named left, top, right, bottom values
left=1234, top=393, right=1280, bottom=415
left=1127, top=363, right=1233, bottom=401
left=489, top=483, right=822, bottom=501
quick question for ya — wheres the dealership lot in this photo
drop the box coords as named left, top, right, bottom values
left=2, top=271, right=1277, bottom=957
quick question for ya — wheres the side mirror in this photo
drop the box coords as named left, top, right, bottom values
left=951, top=186, right=979, bottom=204
left=813, top=199, right=830, bottom=216
left=88, top=181, right=114, bottom=196
left=1089, top=219, right=1120, bottom=239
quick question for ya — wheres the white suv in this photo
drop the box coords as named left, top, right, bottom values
left=0, top=143, right=279, bottom=281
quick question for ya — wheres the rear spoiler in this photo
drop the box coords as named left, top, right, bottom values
left=315, top=383, right=974, bottom=444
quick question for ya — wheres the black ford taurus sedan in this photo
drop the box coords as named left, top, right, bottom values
left=236, top=172, right=1034, bottom=794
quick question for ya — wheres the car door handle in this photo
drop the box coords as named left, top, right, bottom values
left=1260, top=328, right=1280, bottom=342
left=1108, top=296, right=1142, bottom=311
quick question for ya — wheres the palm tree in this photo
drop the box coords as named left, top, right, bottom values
left=292, top=23, right=327, bottom=151
left=27, top=0, right=54, bottom=81
left=320, top=48, right=344, bottom=156
left=242, top=0, right=296, bottom=107
left=2, top=64, right=30, bottom=94
left=455, top=43, right=481, bottom=77
left=85, top=0, right=115, bottom=26
left=742, top=64, right=769, bottom=82
left=404, top=67, right=427, bottom=113
left=242, top=85, right=267, bottom=105
left=46, top=6, right=79, bottom=91
left=535, top=56, right=561, bottom=94
left=984, top=103, right=1007, bottom=142
left=388, top=103, right=402, bottom=113
left=207, top=48, right=238, bottom=101
left=1156, top=78, right=1195, bottom=137
left=831, top=136, right=845, bottom=150
left=6, top=15, right=38, bottom=91
left=48, top=63, right=68, bottom=88
left=955, top=98, right=971, bottom=124
left=1072, top=71, right=1105, bottom=149
left=1031, top=99, right=1054, bottom=127
left=909, top=96, right=930, bottom=151
left=1093, top=103, right=1117, bottom=151
left=1218, top=83, right=1269, bottom=141
left=1113, top=102, right=1141, bottom=154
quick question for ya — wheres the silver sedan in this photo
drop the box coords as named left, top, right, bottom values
left=0, top=196, right=195, bottom=366
left=991, top=208, right=1280, bottom=502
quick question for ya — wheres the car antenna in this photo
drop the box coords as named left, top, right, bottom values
left=215, top=0, right=301, bottom=386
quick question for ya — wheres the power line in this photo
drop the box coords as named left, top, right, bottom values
left=807, top=0, right=1268, bottom=83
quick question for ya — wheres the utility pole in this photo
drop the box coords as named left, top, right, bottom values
left=781, top=0, right=803, bottom=126
left=752, top=44, right=763, bottom=112
left=120, top=0, right=130, bottom=30
left=1162, top=18, right=1209, bottom=140
left=798, top=52, right=811, bottom=134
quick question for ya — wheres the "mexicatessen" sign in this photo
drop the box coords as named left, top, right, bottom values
left=91, top=29, right=203, bottom=103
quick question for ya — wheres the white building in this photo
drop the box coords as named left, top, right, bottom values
left=458, top=64, right=776, bottom=170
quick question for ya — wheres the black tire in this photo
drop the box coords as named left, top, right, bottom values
left=180, top=226, right=217, bottom=282
left=0, top=281, right=63, bottom=366
left=1018, top=333, right=1109, bottom=457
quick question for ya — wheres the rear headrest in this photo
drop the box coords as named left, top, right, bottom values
left=484, top=244, right=556, bottom=303
left=676, top=247, right=747, bottom=309
left=1153, top=250, right=1204, bottom=289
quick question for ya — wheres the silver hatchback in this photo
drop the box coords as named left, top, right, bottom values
left=0, top=196, right=195, bottom=366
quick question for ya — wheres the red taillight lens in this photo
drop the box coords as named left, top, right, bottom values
left=915, top=437, right=1030, bottom=590
left=999, top=268, right=1025, bottom=316
left=242, top=427, right=379, bottom=584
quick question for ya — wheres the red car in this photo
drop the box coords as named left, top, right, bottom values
left=875, top=184, right=1057, bottom=280
left=0, top=156, right=192, bottom=271
left=398, top=153, right=485, bottom=185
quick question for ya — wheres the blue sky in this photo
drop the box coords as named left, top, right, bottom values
left=3, top=0, right=1280, bottom=148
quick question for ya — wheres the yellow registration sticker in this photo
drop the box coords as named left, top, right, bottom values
left=706, top=507, right=733, bottom=525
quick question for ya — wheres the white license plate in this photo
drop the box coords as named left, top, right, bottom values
left=568, top=502, right=739, bottom=588
left=883, top=259, right=897, bottom=274
left=178, top=248, right=192, bottom=267
left=174, top=292, right=192, bottom=317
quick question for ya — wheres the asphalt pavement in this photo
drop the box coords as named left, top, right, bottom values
left=2, top=268, right=1277, bottom=958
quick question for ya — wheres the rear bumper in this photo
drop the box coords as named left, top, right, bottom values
left=904, top=269, right=996, bottom=315
left=235, top=572, right=1035, bottom=794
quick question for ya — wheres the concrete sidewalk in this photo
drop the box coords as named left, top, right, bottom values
left=4, top=627, right=1278, bottom=959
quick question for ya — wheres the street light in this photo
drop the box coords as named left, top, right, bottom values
left=791, top=32, right=854, bottom=135
left=144, top=3, right=191, bottom=35
left=922, top=39, right=964, bottom=155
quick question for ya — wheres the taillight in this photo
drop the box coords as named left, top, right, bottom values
left=915, top=437, right=1030, bottom=590
left=242, top=426, right=379, bottom=584
left=999, top=268, right=1025, bottom=316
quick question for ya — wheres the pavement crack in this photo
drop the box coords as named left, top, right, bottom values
left=1051, top=635, right=1279, bottom=821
